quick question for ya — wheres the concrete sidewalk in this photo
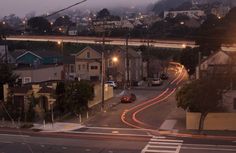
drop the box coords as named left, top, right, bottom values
left=160, top=103, right=236, bottom=138
left=32, top=122, right=84, bottom=133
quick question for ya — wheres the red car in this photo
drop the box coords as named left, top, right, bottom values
left=121, top=93, right=136, bottom=103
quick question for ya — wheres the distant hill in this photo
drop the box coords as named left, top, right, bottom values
left=151, top=0, right=236, bottom=14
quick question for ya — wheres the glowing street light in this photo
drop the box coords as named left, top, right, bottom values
left=57, top=41, right=62, bottom=45
left=182, top=44, right=187, bottom=48
left=112, top=56, right=118, bottom=63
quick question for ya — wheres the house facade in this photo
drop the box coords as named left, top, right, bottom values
left=107, top=47, right=143, bottom=83
left=75, top=46, right=102, bottom=81
left=14, top=65, right=64, bottom=84
left=197, top=50, right=236, bottom=79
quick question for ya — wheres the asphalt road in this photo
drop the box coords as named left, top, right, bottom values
left=0, top=132, right=235, bottom=153
left=0, top=64, right=235, bottom=153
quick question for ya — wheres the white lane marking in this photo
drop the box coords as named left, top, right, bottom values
left=85, top=149, right=91, bottom=152
left=183, top=144, right=236, bottom=148
left=152, top=136, right=166, bottom=139
left=62, top=146, right=67, bottom=150
left=181, top=146, right=236, bottom=152
left=146, top=145, right=177, bottom=149
left=150, top=138, right=183, bottom=143
left=175, top=145, right=181, bottom=153
left=65, top=131, right=152, bottom=138
left=0, top=141, right=13, bottom=144
left=0, top=134, right=30, bottom=137
left=142, top=149, right=175, bottom=153
left=149, top=142, right=182, bottom=146
left=86, top=126, right=149, bottom=131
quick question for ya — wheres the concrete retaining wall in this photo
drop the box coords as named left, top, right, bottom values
left=88, top=84, right=113, bottom=108
left=186, top=112, right=236, bottom=131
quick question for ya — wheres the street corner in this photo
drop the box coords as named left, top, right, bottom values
left=32, top=122, right=85, bottom=133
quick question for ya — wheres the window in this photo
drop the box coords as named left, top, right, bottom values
left=78, top=65, right=81, bottom=71
left=24, top=77, right=31, bottom=84
left=91, top=66, right=98, bottom=70
left=87, top=52, right=90, bottom=58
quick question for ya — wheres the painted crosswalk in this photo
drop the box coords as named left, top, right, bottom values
left=141, top=136, right=183, bottom=153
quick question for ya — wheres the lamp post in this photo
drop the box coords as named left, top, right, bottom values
left=57, top=40, right=64, bottom=54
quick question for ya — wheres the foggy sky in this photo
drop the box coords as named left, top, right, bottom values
left=0, top=0, right=158, bottom=17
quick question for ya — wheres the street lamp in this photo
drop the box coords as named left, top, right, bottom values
left=57, top=40, right=64, bottom=54
left=112, top=56, right=118, bottom=63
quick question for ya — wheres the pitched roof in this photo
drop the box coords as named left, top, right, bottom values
left=114, top=46, right=140, bottom=58
left=12, top=49, right=63, bottom=59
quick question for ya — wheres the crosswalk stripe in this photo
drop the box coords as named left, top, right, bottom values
left=146, top=145, right=179, bottom=149
left=141, top=136, right=183, bottom=153
left=149, top=142, right=182, bottom=145
left=150, top=138, right=183, bottom=143
left=152, top=136, right=166, bottom=139
left=142, top=149, right=176, bottom=153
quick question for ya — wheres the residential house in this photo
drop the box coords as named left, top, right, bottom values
left=3, top=82, right=56, bottom=120
left=14, top=65, right=64, bottom=84
left=68, top=26, right=78, bottom=36
left=197, top=50, right=236, bottom=79
left=107, top=47, right=143, bottom=84
left=75, top=46, right=102, bottom=81
left=164, top=10, right=205, bottom=19
left=196, top=50, right=236, bottom=112
left=121, top=20, right=134, bottom=29
left=92, top=19, right=121, bottom=32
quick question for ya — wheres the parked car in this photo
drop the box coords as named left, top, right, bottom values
left=160, top=73, right=169, bottom=80
left=121, top=93, right=136, bottom=103
left=106, top=81, right=117, bottom=88
left=151, top=78, right=163, bottom=86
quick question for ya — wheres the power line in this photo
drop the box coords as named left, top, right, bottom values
left=45, top=0, right=87, bottom=18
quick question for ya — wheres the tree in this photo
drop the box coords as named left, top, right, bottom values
left=176, top=78, right=224, bottom=131
left=27, top=17, right=52, bottom=34
left=0, top=64, right=18, bottom=100
left=54, top=15, right=73, bottom=27
left=56, top=81, right=94, bottom=115
left=96, top=8, right=111, bottom=20
left=55, top=82, right=66, bottom=113
left=179, top=47, right=199, bottom=75
left=195, top=14, right=223, bottom=56
left=222, top=7, right=236, bottom=44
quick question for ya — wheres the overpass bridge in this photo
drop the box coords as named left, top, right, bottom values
left=6, top=35, right=197, bottom=49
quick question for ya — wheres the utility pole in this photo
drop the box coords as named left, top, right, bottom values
left=126, top=34, right=130, bottom=89
left=198, top=51, right=202, bottom=79
left=4, top=36, right=8, bottom=64
left=101, top=32, right=105, bottom=110
left=147, top=32, right=150, bottom=79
